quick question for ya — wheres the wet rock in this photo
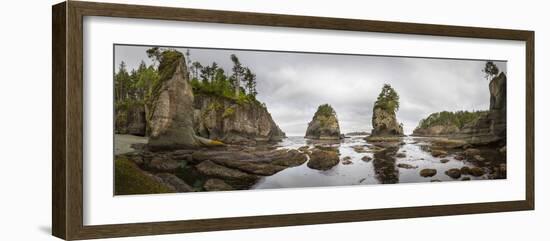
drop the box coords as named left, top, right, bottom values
left=445, top=168, right=462, bottom=179
left=431, top=149, right=448, bottom=157
left=461, top=177, right=471, bottom=181
left=430, top=179, right=442, bottom=182
left=395, top=152, right=406, bottom=158
left=203, top=179, right=234, bottom=191
left=469, top=167, right=485, bottom=177
left=420, top=169, right=437, bottom=177
left=499, top=146, right=507, bottom=154
left=195, top=160, right=259, bottom=189
left=155, top=173, right=194, bottom=192
left=397, top=163, right=417, bottom=169
left=460, top=166, right=471, bottom=175
left=361, top=156, right=372, bottom=162
left=440, top=159, right=450, bottom=163
left=342, top=160, right=353, bottom=165
left=307, top=148, right=340, bottom=170
left=212, top=159, right=287, bottom=176
left=352, top=145, right=369, bottom=153
left=298, top=146, right=310, bottom=152
left=191, top=150, right=256, bottom=164
left=464, top=148, right=481, bottom=158
left=473, top=155, right=485, bottom=162
left=148, top=157, right=183, bottom=172
left=270, top=149, right=308, bottom=167
left=455, top=155, right=465, bottom=161
left=342, top=156, right=353, bottom=165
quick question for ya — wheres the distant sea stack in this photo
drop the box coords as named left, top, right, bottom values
left=367, top=84, right=404, bottom=141
left=305, top=104, right=342, bottom=140
left=411, top=111, right=487, bottom=137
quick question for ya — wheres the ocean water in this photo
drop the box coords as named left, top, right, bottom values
left=252, top=135, right=487, bottom=189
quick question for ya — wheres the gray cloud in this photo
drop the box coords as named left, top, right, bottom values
left=115, top=45, right=506, bottom=136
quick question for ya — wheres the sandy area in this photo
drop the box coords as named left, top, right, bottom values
left=114, top=134, right=148, bottom=155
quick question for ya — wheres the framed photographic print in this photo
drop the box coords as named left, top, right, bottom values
left=52, top=1, right=534, bottom=240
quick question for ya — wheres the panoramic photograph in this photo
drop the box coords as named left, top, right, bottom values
left=113, top=45, right=507, bottom=195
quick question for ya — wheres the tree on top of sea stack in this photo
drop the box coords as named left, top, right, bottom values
left=369, top=84, right=404, bottom=137
left=305, top=104, right=342, bottom=140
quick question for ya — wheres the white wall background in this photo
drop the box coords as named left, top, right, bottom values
left=0, top=0, right=546, bottom=240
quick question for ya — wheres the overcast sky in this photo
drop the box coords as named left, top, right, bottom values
left=115, top=45, right=506, bottom=136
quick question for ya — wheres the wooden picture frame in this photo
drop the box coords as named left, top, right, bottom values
left=52, top=1, right=534, bottom=240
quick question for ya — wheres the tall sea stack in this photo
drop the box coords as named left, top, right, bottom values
left=367, top=84, right=404, bottom=141
left=148, top=50, right=217, bottom=149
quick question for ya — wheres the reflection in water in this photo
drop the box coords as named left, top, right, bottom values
left=372, top=147, right=399, bottom=184
left=252, top=135, right=502, bottom=190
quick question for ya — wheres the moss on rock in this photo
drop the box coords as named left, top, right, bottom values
left=114, top=157, right=173, bottom=195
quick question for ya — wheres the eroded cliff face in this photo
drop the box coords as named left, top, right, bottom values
left=305, top=104, right=342, bottom=140
left=412, top=125, right=460, bottom=136
left=456, top=73, right=506, bottom=145
left=193, top=95, right=285, bottom=144
left=115, top=103, right=146, bottom=136
left=370, top=107, right=404, bottom=136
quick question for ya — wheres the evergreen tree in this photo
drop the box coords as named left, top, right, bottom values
left=243, top=67, right=257, bottom=98
left=374, top=84, right=400, bottom=113
left=482, top=61, right=499, bottom=80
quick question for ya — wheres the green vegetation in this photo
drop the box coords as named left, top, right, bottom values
left=114, top=48, right=265, bottom=134
left=114, top=157, right=173, bottom=195
left=374, top=84, right=400, bottom=113
left=222, top=107, right=236, bottom=118
left=189, top=52, right=259, bottom=104
left=315, top=104, right=336, bottom=117
left=417, top=110, right=487, bottom=129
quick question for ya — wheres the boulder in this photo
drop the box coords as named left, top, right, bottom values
left=307, top=148, right=340, bottom=170
left=305, top=104, right=342, bottom=140
left=440, top=159, right=450, bottom=163
left=361, top=156, right=372, bottom=162
left=420, top=169, right=437, bottom=177
left=431, top=149, right=448, bottom=157
left=469, top=167, right=485, bottom=177
left=203, top=179, right=234, bottom=191
left=397, top=163, right=417, bottom=169
left=195, top=160, right=259, bottom=189
left=445, top=168, right=462, bottom=179
left=155, top=173, right=194, bottom=192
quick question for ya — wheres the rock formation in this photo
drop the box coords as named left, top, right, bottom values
left=411, top=111, right=487, bottom=136
left=193, top=95, right=285, bottom=144
left=411, top=73, right=506, bottom=145
left=148, top=50, right=220, bottom=150
left=368, top=84, right=404, bottom=139
left=453, top=73, right=507, bottom=145
left=115, top=104, right=146, bottom=136
left=370, top=107, right=404, bottom=136
left=305, top=104, right=342, bottom=140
